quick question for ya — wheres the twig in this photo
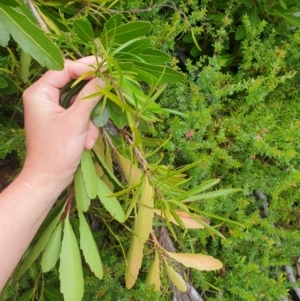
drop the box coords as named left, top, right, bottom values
left=159, top=227, right=205, bottom=301
left=25, top=0, right=49, bottom=33
left=256, top=191, right=300, bottom=300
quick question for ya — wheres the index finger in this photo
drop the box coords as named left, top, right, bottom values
left=38, top=56, right=100, bottom=89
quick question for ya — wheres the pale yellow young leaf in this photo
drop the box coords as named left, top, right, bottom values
left=93, top=131, right=105, bottom=160
left=104, top=140, right=113, bottom=171
left=117, top=153, right=142, bottom=186
left=125, top=221, right=144, bottom=289
left=153, top=209, right=210, bottom=229
left=164, top=261, right=187, bottom=292
left=167, top=252, right=223, bottom=271
left=101, top=174, right=114, bottom=191
left=95, top=162, right=104, bottom=177
left=136, top=177, right=154, bottom=244
left=145, top=251, right=161, bottom=292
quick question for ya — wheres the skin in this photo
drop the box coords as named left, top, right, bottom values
left=0, top=56, right=105, bottom=290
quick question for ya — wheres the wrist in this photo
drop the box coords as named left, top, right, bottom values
left=18, top=166, right=71, bottom=202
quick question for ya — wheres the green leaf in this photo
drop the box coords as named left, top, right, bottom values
left=140, top=48, right=170, bottom=65
left=41, top=222, right=62, bottom=273
left=107, top=101, right=127, bottom=128
left=104, top=13, right=123, bottom=32
left=273, top=9, right=300, bottom=27
left=0, top=76, right=17, bottom=95
left=115, top=38, right=151, bottom=55
left=88, top=86, right=136, bottom=114
left=132, top=62, right=184, bottom=85
left=59, top=215, right=84, bottom=301
left=176, top=179, right=220, bottom=201
left=235, top=25, right=246, bottom=40
left=74, top=166, right=91, bottom=212
left=74, top=18, right=94, bottom=42
left=44, top=283, right=63, bottom=301
left=80, top=150, right=98, bottom=199
left=182, top=188, right=241, bottom=203
left=20, top=50, right=31, bottom=83
left=93, top=106, right=111, bottom=127
left=0, top=5, right=63, bottom=70
left=279, top=0, right=287, bottom=9
left=0, top=0, right=20, bottom=7
left=93, top=143, right=124, bottom=188
left=97, top=177, right=125, bottom=223
left=78, top=210, right=103, bottom=279
left=0, top=21, right=10, bottom=47
left=248, top=5, right=260, bottom=25
left=18, top=209, right=63, bottom=276
left=106, top=21, right=151, bottom=44
left=18, top=289, right=34, bottom=301
left=0, top=76, right=8, bottom=89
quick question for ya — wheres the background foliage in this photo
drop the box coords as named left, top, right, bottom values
left=1, top=0, right=300, bottom=300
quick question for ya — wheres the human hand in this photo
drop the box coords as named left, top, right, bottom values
left=22, top=56, right=105, bottom=193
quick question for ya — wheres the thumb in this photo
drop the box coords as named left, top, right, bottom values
left=70, top=77, right=106, bottom=119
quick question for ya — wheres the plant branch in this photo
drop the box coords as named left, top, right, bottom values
left=25, top=0, right=49, bottom=33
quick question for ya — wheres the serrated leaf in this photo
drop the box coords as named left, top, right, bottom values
left=0, top=5, right=63, bottom=70
left=106, top=21, right=151, bottom=44
left=167, top=252, right=223, bottom=271
left=93, top=140, right=123, bottom=188
left=0, top=21, right=10, bottom=47
left=18, top=209, right=63, bottom=276
left=125, top=221, right=144, bottom=289
left=20, top=50, right=31, bottom=83
left=78, top=210, right=103, bottom=279
left=136, top=177, right=154, bottom=244
left=80, top=150, right=98, bottom=199
left=41, top=222, right=62, bottom=273
left=164, top=261, right=187, bottom=292
left=74, top=166, right=91, bottom=212
left=97, top=177, right=125, bottom=223
left=74, top=18, right=94, bottom=42
left=145, top=251, right=161, bottom=292
left=117, top=153, right=142, bottom=186
left=59, top=215, right=84, bottom=301
left=153, top=210, right=210, bottom=229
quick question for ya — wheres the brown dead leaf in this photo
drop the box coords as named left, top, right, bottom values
left=167, top=252, right=223, bottom=271
left=185, top=130, right=195, bottom=139
left=117, top=154, right=142, bottom=186
left=153, top=209, right=210, bottom=229
left=125, top=221, right=144, bottom=289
